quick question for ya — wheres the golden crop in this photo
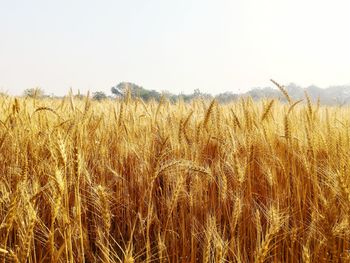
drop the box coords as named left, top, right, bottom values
left=0, top=93, right=349, bottom=262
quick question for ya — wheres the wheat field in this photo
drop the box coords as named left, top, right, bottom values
left=0, top=91, right=349, bottom=262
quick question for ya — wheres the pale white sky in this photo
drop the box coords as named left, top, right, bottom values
left=1, top=0, right=350, bottom=96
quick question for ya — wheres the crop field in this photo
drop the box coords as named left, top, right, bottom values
left=0, top=91, right=349, bottom=262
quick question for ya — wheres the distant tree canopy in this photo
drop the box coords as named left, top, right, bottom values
left=20, top=81, right=350, bottom=105
left=23, top=88, right=44, bottom=98
left=111, top=82, right=218, bottom=102
left=215, top=92, right=238, bottom=103
left=111, top=82, right=161, bottom=101
left=92, top=91, right=107, bottom=101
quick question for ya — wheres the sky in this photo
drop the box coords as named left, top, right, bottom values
left=1, top=0, right=350, bottom=96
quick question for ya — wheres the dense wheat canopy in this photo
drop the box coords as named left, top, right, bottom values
left=0, top=93, right=349, bottom=262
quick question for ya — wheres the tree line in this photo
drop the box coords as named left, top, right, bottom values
left=21, top=82, right=238, bottom=103
left=19, top=81, right=350, bottom=105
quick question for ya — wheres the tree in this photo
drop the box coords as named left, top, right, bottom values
left=92, top=91, right=107, bottom=101
left=111, top=82, right=161, bottom=101
left=23, top=88, right=44, bottom=98
left=111, top=82, right=142, bottom=97
left=111, top=85, right=123, bottom=97
left=215, top=92, right=238, bottom=103
left=194, top=89, right=201, bottom=97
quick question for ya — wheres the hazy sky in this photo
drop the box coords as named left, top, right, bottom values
left=1, top=0, right=350, bottom=96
